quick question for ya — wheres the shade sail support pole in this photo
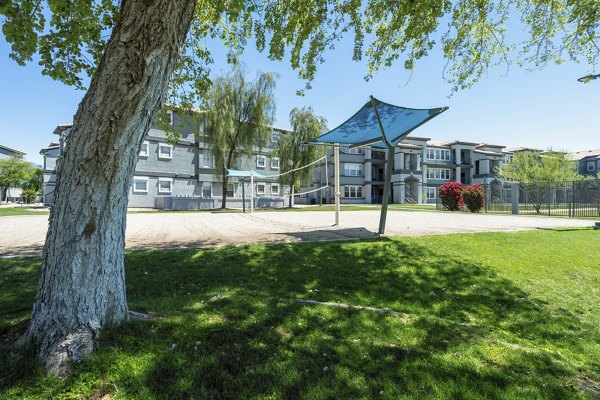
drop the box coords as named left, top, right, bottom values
left=379, top=143, right=394, bottom=234
left=334, top=145, right=340, bottom=226
left=369, top=95, right=393, bottom=235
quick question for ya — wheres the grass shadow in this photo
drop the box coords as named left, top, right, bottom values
left=1, top=236, right=599, bottom=399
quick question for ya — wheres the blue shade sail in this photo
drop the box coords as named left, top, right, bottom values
left=226, top=169, right=267, bottom=178
left=311, top=97, right=447, bottom=147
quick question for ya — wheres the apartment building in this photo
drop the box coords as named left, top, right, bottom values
left=568, top=149, right=600, bottom=177
left=300, top=137, right=515, bottom=205
left=41, top=111, right=291, bottom=209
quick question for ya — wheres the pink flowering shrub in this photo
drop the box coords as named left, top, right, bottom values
left=462, top=184, right=485, bottom=212
left=439, top=182, right=463, bottom=211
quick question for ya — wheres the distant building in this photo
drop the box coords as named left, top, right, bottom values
left=567, top=149, right=600, bottom=177
left=0, top=144, right=26, bottom=202
left=299, top=138, right=516, bottom=205
left=41, top=112, right=291, bottom=209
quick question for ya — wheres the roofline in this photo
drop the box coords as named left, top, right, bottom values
left=442, top=140, right=481, bottom=147
left=53, top=124, right=73, bottom=135
left=404, top=135, right=431, bottom=141
left=475, top=143, right=506, bottom=149
left=0, top=144, right=25, bottom=155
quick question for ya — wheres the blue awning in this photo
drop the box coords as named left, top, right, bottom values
left=311, top=97, right=447, bottom=148
left=226, top=169, right=267, bottom=178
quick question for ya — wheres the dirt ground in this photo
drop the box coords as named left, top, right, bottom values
left=0, top=210, right=594, bottom=256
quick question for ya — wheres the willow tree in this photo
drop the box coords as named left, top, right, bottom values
left=205, top=66, right=276, bottom=209
left=276, top=107, right=327, bottom=208
left=1, top=0, right=599, bottom=375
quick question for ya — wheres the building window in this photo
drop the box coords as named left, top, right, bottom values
left=226, top=183, right=235, bottom=197
left=502, top=154, right=513, bottom=164
left=427, top=168, right=451, bottom=180
left=271, top=157, right=280, bottom=170
left=132, top=176, right=149, bottom=193
left=256, top=183, right=266, bottom=195
left=426, top=148, right=450, bottom=161
left=256, top=155, right=266, bottom=168
left=347, top=147, right=362, bottom=154
left=587, top=161, right=595, bottom=171
left=158, top=178, right=173, bottom=194
left=270, top=132, right=278, bottom=144
left=502, top=188, right=512, bottom=200
left=158, top=143, right=173, bottom=159
left=202, top=151, right=213, bottom=168
left=427, top=187, right=436, bottom=199
left=202, top=182, right=212, bottom=198
left=167, top=110, right=174, bottom=126
left=139, top=141, right=149, bottom=157
left=344, top=163, right=363, bottom=176
left=344, top=185, right=363, bottom=198
left=475, top=160, right=480, bottom=175
left=271, top=183, right=280, bottom=195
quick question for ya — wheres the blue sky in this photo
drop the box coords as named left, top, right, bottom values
left=1, top=30, right=599, bottom=165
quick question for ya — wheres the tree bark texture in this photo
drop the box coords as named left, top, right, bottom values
left=21, top=0, right=196, bottom=375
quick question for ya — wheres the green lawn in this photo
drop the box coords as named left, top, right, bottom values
left=0, top=207, right=49, bottom=217
left=1, top=230, right=599, bottom=399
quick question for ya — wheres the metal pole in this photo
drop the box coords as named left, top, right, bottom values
left=379, top=143, right=394, bottom=234
left=250, top=171, right=254, bottom=214
left=334, top=145, right=340, bottom=226
left=242, top=178, right=246, bottom=213
left=320, top=166, right=323, bottom=206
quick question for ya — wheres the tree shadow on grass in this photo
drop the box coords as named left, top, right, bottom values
left=1, top=239, right=599, bottom=399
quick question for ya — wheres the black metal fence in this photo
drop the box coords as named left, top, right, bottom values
left=519, top=180, right=600, bottom=217
left=436, top=179, right=600, bottom=218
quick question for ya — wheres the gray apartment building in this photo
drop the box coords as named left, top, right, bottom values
left=0, top=144, right=26, bottom=201
left=299, top=137, right=515, bottom=205
left=568, top=149, right=600, bottom=177
left=41, top=111, right=291, bottom=209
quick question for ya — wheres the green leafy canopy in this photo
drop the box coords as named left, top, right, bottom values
left=2, top=0, right=598, bottom=100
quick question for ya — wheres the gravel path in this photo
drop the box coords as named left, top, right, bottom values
left=0, top=210, right=593, bottom=256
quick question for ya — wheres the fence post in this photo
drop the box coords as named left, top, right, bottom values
left=511, top=182, right=519, bottom=215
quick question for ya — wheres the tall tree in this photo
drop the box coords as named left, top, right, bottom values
left=1, top=0, right=599, bottom=374
left=0, top=155, right=31, bottom=201
left=276, top=107, right=327, bottom=208
left=205, top=66, right=276, bottom=209
left=498, top=151, right=582, bottom=213
left=21, top=165, right=43, bottom=204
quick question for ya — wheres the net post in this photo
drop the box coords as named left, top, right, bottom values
left=334, top=146, right=340, bottom=225
left=250, top=171, right=254, bottom=213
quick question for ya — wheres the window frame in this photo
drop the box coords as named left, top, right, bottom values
left=201, top=182, right=212, bottom=198
left=132, top=176, right=149, bottom=194
left=157, top=177, right=173, bottom=194
left=587, top=161, right=595, bottom=171
left=167, top=110, right=174, bottom=126
left=256, top=155, right=267, bottom=168
left=343, top=162, right=363, bottom=177
left=344, top=185, right=363, bottom=198
left=139, top=141, right=149, bottom=157
left=226, top=182, right=235, bottom=197
left=271, top=183, right=280, bottom=195
left=427, top=168, right=451, bottom=180
left=256, top=183, right=266, bottom=195
left=426, top=187, right=436, bottom=199
left=158, top=143, right=173, bottom=160
left=271, top=157, right=280, bottom=170
left=201, top=150, right=213, bottom=168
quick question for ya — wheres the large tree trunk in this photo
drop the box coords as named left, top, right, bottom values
left=20, top=0, right=196, bottom=376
